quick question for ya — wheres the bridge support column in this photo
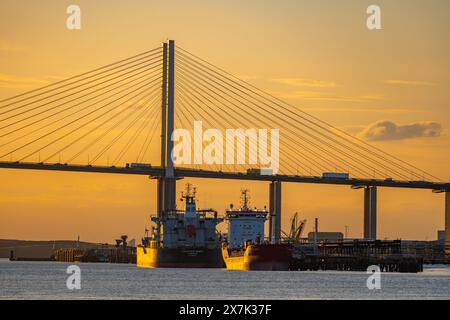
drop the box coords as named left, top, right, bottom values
left=157, top=40, right=176, bottom=217
left=164, top=177, right=176, bottom=212
left=363, top=186, right=377, bottom=240
left=165, top=40, right=176, bottom=211
left=157, top=177, right=177, bottom=217
left=269, top=181, right=282, bottom=244
left=157, top=178, right=164, bottom=217
left=446, top=191, right=450, bottom=259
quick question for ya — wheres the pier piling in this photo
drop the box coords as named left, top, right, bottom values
left=446, top=191, right=450, bottom=259
left=269, top=180, right=282, bottom=244
left=364, top=186, right=377, bottom=240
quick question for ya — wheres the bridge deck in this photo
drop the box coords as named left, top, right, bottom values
left=0, top=161, right=448, bottom=191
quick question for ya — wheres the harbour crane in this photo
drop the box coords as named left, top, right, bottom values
left=282, top=212, right=307, bottom=243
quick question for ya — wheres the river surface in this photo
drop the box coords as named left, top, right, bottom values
left=0, top=259, right=449, bottom=299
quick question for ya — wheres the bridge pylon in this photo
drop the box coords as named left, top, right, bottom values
left=157, top=40, right=177, bottom=218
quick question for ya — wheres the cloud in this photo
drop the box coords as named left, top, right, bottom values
left=275, top=90, right=382, bottom=102
left=360, top=120, right=442, bottom=141
left=0, top=73, right=49, bottom=89
left=303, top=107, right=416, bottom=114
left=272, top=78, right=337, bottom=88
left=384, top=80, right=435, bottom=86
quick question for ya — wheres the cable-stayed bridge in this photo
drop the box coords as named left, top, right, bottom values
left=0, top=40, right=448, bottom=254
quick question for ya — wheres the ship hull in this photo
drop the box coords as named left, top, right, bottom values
left=222, top=244, right=292, bottom=271
left=137, top=246, right=224, bottom=268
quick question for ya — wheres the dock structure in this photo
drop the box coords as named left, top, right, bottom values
left=291, top=240, right=424, bottom=273
left=54, top=248, right=84, bottom=262
left=54, top=246, right=136, bottom=263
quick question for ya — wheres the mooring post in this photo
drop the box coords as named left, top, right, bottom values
left=275, top=181, right=282, bottom=243
left=446, top=191, right=450, bottom=259
left=370, top=186, right=377, bottom=240
left=269, top=182, right=274, bottom=242
left=364, top=186, right=370, bottom=239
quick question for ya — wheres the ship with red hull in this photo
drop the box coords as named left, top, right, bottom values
left=222, top=243, right=292, bottom=271
left=222, top=190, right=292, bottom=271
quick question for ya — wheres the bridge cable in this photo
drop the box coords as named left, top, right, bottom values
left=112, top=101, right=161, bottom=165
left=177, top=46, right=438, bottom=181
left=89, top=92, right=162, bottom=164
left=0, top=47, right=161, bottom=106
left=0, top=56, right=163, bottom=121
left=176, top=66, right=364, bottom=176
left=174, top=91, right=223, bottom=172
left=176, top=55, right=396, bottom=177
left=1, top=75, right=161, bottom=161
left=0, top=63, right=163, bottom=138
left=175, top=90, right=245, bottom=173
left=176, top=81, right=304, bottom=175
left=35, top=82, right=161, bottom=163
left=176, top=53, right=412, bottom=180
left=136, top=98, right=162, bottom=163
left=66, top=89, right=162, bottom=163
left=176, top=80, right=317, bottom=175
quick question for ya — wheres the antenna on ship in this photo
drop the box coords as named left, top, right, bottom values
left=240, top=189, right=250, bottom=210
left=181, top=183, right=198, bottom=205
left=182, top=183, right=196, bottom=198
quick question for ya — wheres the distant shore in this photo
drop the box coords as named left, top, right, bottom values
left=0, top=239, right=108, bottom=260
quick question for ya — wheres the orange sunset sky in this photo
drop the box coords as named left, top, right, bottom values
left=0, top=0, right=449, bottom=243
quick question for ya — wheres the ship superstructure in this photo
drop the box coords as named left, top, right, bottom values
left=226, top=189, right=268, bottom=248
left=137, top=184, right=224, bottom=268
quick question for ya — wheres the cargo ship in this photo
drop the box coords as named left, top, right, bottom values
left=137, top=184, right=224, bottom=268
left=222, top=190, right=292, bottom=271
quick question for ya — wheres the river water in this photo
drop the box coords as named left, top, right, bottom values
left=0, top=259, right=449, bottom=299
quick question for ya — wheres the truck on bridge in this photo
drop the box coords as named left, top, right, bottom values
left=126, top=163, right=152, bottom=169
left=247, top=168, right=261, bottom=175
left=322, top=172, right=349, bottom=179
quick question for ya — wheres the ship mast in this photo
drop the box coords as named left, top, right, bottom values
left=240, top=189, right=250, bottom=210
left=181, top=183, right=196, bottom=202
